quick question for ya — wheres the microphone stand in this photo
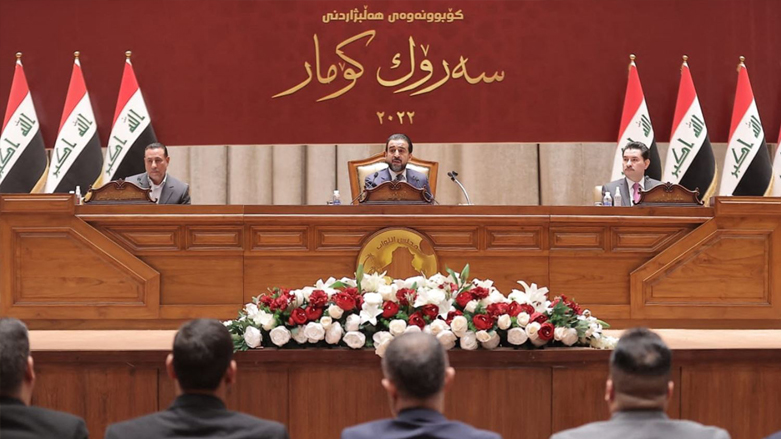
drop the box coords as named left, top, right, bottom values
left=448, top=171, right=472, bottom=205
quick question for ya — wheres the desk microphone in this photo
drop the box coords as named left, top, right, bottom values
left=448, top=171, right=473, bottom=205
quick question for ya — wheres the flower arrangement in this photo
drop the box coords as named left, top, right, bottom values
left=225, top=265, right=616, bottom=356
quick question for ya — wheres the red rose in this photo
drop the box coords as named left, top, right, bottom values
left=273, top=296, right=290, bottom=312
left=530, top=312, right=548, bottom=324
left=455, top=291, right=474, bottom=308
left=486, top=303, right=509, bottom=318
left=408, top=312, right=426, bottom=329
left=470, top=286, right=490, bottom=300
left=507, top=302, right=522, bottom=317
left=445, top=310, right=463, bottom=325
left=472, top=314, right=495, bottom=331
left=382, top=301, right=400, bottom=319
left=333, top=292, right=356, bottom=311
left=305, top=306, right=323, bottom=321
left=258, top=295, right=273, bottom=306
left=538, top=322, right=555, bottom=341
left=343, top=287, right=359, bottom=296
left=308, top=290, right=328, bottom=308
left=396, top=288, right=416, bottom=306
left=421, top=304, right=439, bottom=320
left=289, top=308, right=307, bottom=325
left=519, top=303, right=535, bottom=315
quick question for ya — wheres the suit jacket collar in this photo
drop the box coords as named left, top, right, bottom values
left=611, top=410, right=669, bottom=421
left=396, top=407, right=446, bottom=423
left=0, top=396, right=25, bottom=406
left=169, top=393, right=226, bottom=411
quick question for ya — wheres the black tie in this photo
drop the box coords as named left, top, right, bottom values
left=395, top=174, right=405, bottom=182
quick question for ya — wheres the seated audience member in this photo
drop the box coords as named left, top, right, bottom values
left=602, top=141, right=663, bottom=206
left=341, top=332, right=501, bottom=439
left=364, top=133, right=433, bottom=200
left=550, top=327, right=730, bottom=439
left=105, top=319, right=288, bottom=439
left=126, top=142, right=191, bottom=204
left=0, top=317, right=89, bottom=439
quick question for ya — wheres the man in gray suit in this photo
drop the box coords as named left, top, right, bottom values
left=364, top=133, right=432, bottom=201
left=602, top=141, right=663, bottom=206
left=550, top=327, right=730, bottom=439
left=341, top=332, right=501, bottom=439
left=127, top=142, right=191, bottom=204
left=105, top=319, right=288, bottom=439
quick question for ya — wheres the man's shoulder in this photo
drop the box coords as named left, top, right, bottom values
left=406, top=167, right=428, bottom=182
left=645, top=176, right=664, bottom=188
left=124, top=172, right=147, bottom=184
left=551, top=418, right=729, bottom=439
left=106, top=409, right=287, bottom=438
left=342, top=417, right=500, bottom=439
left=602, top=179, right=623, bottom=191
left=1, top=404, right=87, bottom=436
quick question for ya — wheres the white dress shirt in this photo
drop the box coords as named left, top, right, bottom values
left=150, top=174, right=168, bottom=204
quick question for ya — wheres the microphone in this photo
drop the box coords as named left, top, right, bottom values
left=448, top=171, right=473, bottom=205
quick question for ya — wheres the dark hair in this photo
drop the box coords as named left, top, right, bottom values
left=610, top=327, right=671, bottom=398
left=381, top=332, right=446, bottom=399
left=145, top=142, right=169, bottom=158
left=622, top=141, right=650, bottom=161
left=385, top=133, right=413, bottom=154
left=0, top=318, right=30, bottom=396
left=173, top=319, right=234, bottom=391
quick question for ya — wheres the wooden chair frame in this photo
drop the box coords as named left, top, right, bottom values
left=347, top=152, right=439, bottom=204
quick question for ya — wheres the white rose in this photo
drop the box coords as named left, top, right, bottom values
left=429, top=319, right=449, bottom=336
left=244, top=303, right=259, bottom=319
left=450, top=315, right=468, bottom=337
left=507, top=327, right=528, bottom=345
left=360, top=293, right=384, bottom=325
left=404, top=325, right=422, bottom=333
left=561, top=328, right=579, bottom=346
left=222, top=320, right=232, bottom=327
left=388, top=319, right=407, bottom=336
left=327, top=304, right=344, bottom=319
left=291, top=290, right=305, bottom=308
left=423, top=325, right=432, bottom=334
left=531, top=336, right=548, bottom=347
left=243, top=326, right=262, bottom=348
left=304, top=322, right=325, bottom=343
left=460, top=331, right=478, bottom=350
left=292, top=327, right=308, bottom=344
left=320, top=316, right=333, bottom=331
left=516, top=312, right=530, bottom=327
left=325, top=322, right=344, bottom=345
left=374, top=337, right=392, bottom=358
left=526, top=322, right=541, bottom=340
left=436, top=330, right=457, bottom=350
left=343, top=331, right=366, bottom=349
left=362, top=272, right=388, bottom=292
left=254, top=310, right=277, bottom=331
left=476, top=330, right=492, bottom=343
left=554, top=327, right=568, bottom=341
left=464, top=300, right=478, bottom=313
left=481, top=331, right=501, bottom=350
left=378, top=284, right=398, bottom=302
left=373, top=331, right=393, bottom=346
left=345, top=314, right=361, bottom=332
left=497, top=314, right=512, bottom=330
left=269, top=326, right=291, bottom=347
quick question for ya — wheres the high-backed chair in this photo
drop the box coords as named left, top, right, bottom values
left=348, top=153, right=439, bottom=204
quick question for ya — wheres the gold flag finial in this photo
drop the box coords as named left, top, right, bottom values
left=629, top=54, right=636, bottom=62
left=738, top=56, right=745, bottom=72
left=682, top=55, right=689, bottom=63
left=15, top=52, right=22, bottom=60
left=125, top=50, right=132, bottom=59
left=74, top=51, right=80, bottom=59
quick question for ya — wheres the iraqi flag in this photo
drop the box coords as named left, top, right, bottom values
left=0, top=53, right=48, bottom=193
left=44, top=52, right=102, bottom=193
left=771, top=118, right=781, bottom=196
left=94, top=51, right=156, bottom=187
left=663, top=56, right=717, bottom=201
left=611, top=54, right=662, bottom=181
left=719, top=57, right=772, bottom=196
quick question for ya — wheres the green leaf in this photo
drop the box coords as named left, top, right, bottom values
left=356, top=264, right=364, bottom=293
left=330, top=281, right=347, bottom=289
left=460, top=264, right=470, bottom=283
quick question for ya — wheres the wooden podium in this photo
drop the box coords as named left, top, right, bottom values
left=359, top=181, right=433, bottom=204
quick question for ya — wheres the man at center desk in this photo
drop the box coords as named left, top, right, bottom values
left=127, top=142, right=191, bottom=205
left=602, top=141, right=663, bottom=206
left=364, top=133, right=433, bottom=200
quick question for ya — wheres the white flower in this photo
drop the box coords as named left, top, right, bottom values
left=325, top=322, right=344, bottom=344
left=561, top=328, right=579, bottom=346
left=554, top=327, right=567, bottom=341
left=243, top=326, right=262, bottom=348
left=476, top=330, right=492, bottom=343
left=423, top=325, right=432, bottom=334
left=472, top=278, right=494, bottom=289
left=374, top=337, right=392, bottom=357
left=427, top=273, right=451, bottom=288
left=516, top=312, right=530, bottom=327
left=304, top=322, right=325, bottom=343
left=404, top=325, right=422, bottom=333
left=338, top=277, right=358, bottom=287
left=361, top=272, right=388, bottom=292
left=395, top=275, right=425, bottom=290
left=320, top=316, right=333, bottom=330
left=314, top=278, right=339, bottom=297
left=269, top=326, right=291, bottom=347
left=429, top=319, right=449, bottom=336
left=360, top=292, right=384, bottom=325
left=414, top=288, right=451, bottom=318
left=526, top=322, right=541, bottom=340
left=292, top=327, right=308, bottom=344
left=497, top=314, right=512, bottom=330
left=327, top=304, right=344, bottom=319
left=345, top=314, right=361, bottom=332
left=373, top=331, right=393, bottom=346
left=222, top=320, right=232, bottom=327
left=450, top=315, right=468, bottom=337
left=437, top=330, right=457, bottom=350
left=244, top=303, right=259, bottom=320
left=460, top=331, right=478, bottom=350
left=481, top=290, right=508, bottom=308
left=481, top=331, right=501, bottom=350
left=531, top=336, right=548, bottom=346
left=254, top=310, right=277, bottom=331
left=464, top=300, right=478, bottom=313
left=343, top=331, right=366, bottom=349
left=507, top=327, right=528, bottom=345
left=508, top=281, right=550, bottom=313
left=378, top=284, right=399, bottom=302
left=389, top=319, right=407, bottom=336
left=290, top=289, right=305, bottom=308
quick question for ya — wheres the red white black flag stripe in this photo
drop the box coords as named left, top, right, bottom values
left=95, top=52, right=156, bottom=187
left=719, top=57, right=772, bottom=196
left=0, top=53, right=48, bottom=193
left=612, top=55, right=662, bottom=181
left=663, top=57, right=717, bottom=201
left=45, top=53, right=103, bottom=193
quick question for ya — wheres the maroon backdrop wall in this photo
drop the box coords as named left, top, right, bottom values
left=1, top=0, right=780, bottom=146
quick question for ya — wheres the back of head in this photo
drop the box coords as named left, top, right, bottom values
left=610, top=327, right=671, bottom=402
left=623, top=141, right=650, bottom=160
left=0, top=318, right=30, bottom=397
left=173, top=319, right=233, bottom=392
left=382, top=332, right=446, bottom=400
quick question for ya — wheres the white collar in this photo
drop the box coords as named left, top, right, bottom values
left=626, top=176, right=644, bottom=191
left=389, top=168, right=406, bottom=181
left=150, top=173, right=168, bottom=188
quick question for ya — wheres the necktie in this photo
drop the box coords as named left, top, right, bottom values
left=395, top=173, right=405, bottom=182
left=633, top=182, right=641, bottom=204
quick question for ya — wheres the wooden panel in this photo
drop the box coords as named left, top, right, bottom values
left=611, top=227, right=689, bottom=253
left=316, top=227, right=372, bottom=249
left=102, top=226, right=181, bottom=251
left=550, top=256, right=646, bottom=305
left=0, top=194, right=74, bottom=213
left=244, top=256, right=356, bottom=302
left=551, top=227, right=605, bottom=250
left=250, top=226, right=309, bottom=250
left=437, top=255, right=549, bottom=294
left=485, top=226, right=543, bottom=250
left=186, top=226, right=243, bottom=250
left=417, top=226, right=479, bottom=249
left=143, top=255, right=243, bottom=305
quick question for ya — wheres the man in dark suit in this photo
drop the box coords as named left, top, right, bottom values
left=364, top=133, right=433, bottom=201
left=0, top=317, right=89, bottom=439
left=341, top=332, right=501, bottom=439
left=602, top=141, right=663, bottom=206
left=126, top=142, right=191, bottom=204
left=105, top=319, right=288, bottom=439
left=550, top=328, right=730, bottom=439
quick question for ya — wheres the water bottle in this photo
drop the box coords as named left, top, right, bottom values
left=331, top=190, right=342, bottom=205
left=613, top=188, right=622, bottom=207
left=75, top=186, right=83, bottom=205
left=602, top=190, right=613, bottom=207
